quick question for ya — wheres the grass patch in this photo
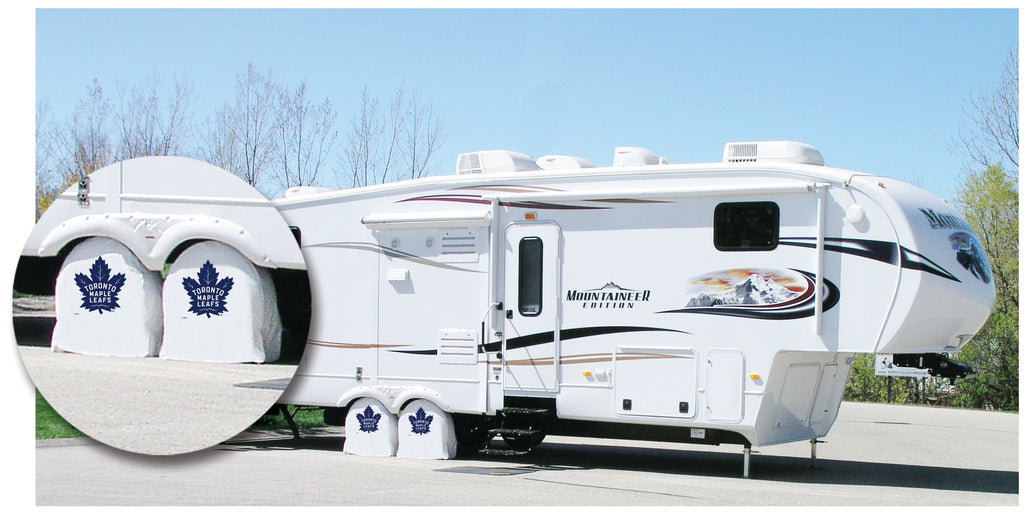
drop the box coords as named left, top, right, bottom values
left=36, top=390, right=86, bottom=440
left=247, top=405, right=326, bottom=431
left=37, top=390, right=325, bottom=440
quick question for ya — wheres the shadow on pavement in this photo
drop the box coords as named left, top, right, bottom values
left=225, top=430, right=1018, bottom=495
left=476, top=441, right=1020, bottom=495
left=220, top=428, right=345, bottom=453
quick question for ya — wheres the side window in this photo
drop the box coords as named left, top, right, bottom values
left=714, top=202, right=779, bottom=251
left=518, top=237, right=543, bottom=316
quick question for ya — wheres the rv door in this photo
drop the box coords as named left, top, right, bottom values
left=502, top=222, right=561, bottom=396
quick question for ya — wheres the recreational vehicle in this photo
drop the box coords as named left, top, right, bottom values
left=14, top=143, right=994, bottom=472
left=273, top=141, right=995, bottom=469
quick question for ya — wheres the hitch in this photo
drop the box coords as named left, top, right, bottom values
left=892, top=353, right=975, bottom=382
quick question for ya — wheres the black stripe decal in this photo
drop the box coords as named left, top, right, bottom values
left=779, top=237, right=959, bottom=283
left=778, top=237, right=899, bottom=265
left=391, top=326, right=689, bottom=356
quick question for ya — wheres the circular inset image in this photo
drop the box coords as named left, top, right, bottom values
left=13, top=157, right=311, bottom=455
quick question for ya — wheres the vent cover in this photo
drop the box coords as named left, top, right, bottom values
left=723, top=141, right=824, bottom=166
left=725, top=143, right=758, bottom=162
left=439, top=229, right=479, bottom=263
left=457, top=152, right=483, bottom=175
left=437, top=329, right=478, bottom=365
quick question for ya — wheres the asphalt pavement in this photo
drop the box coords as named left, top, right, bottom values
left=21, top=345, right=296, bottom=455
left=34, top=401, right=1018, bottom=506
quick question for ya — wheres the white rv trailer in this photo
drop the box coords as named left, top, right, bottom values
left=274, top=141, right=995, bottom=462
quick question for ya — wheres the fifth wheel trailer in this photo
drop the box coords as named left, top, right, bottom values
left=273, top=141, right=995, bottom=464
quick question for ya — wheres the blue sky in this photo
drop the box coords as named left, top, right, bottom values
left=31, top=8, right=1018, bottom=200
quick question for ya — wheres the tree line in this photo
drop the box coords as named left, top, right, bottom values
left=34, top=63, right=446, bottom=216
left=844, top=49, right=1019, bottom=412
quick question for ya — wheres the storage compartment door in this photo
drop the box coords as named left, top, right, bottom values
left=613, top=347, right=697, bottom=418
left=705, top=349, right=745, bottom=423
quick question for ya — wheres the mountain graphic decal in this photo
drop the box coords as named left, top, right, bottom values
left=660, top=268, right=839, bottom=320
left=686, top=273, right=799, bottom=307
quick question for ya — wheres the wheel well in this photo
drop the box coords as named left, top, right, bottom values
left=14, top=236, right=124, bottom=295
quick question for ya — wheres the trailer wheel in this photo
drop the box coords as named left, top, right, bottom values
left=161, top=241, right=282, bottom=363
left=51, top=237, right=162, bottom=356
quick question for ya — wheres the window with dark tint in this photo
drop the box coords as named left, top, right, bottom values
left=518, top=237, right=543, bottom=316
left=714, top=202, right=780, bottom=251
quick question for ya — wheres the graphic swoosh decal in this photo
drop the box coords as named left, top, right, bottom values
left=490, top=352, right=685, bottom=367
left=391, top=325, right=690, bottom=356
left=778, top=237, right=959, bottom=283
left=399, top=193, right=605, bottom=211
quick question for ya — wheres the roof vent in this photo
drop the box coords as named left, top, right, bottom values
left=613, top=147, right=662, bottom=167
left=536, top=155, right=597, bottom=170
left=723, top=141, right=824, bottom=166
left=456, top=150, right=541, bottom=175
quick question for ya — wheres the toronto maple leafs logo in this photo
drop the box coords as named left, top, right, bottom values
left=74, top=256, right=126, bottom=314
left=355, top=405, right=382, bottom=433
left=182, top=261, right=234, bottom=317
left=408, top=407, right=433, bottom=435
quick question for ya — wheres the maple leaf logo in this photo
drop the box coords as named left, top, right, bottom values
left=408, top=406, right=433, bottom=435
left=182, top=260, right=234, bottom=318
left=355, top=405, right=382, bottom=433
left=74, top=256, right=126, bottom=314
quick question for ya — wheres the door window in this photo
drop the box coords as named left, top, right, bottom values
left=518, top=237, right=543, bottom=316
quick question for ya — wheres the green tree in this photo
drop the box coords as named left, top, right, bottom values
left=952, top=165, right=1018, bottom=411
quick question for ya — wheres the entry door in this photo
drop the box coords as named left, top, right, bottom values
left=503, top=223, right=561, bottom=395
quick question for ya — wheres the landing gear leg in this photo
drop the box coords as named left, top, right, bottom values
left=743, top=445, right=752, bottom=478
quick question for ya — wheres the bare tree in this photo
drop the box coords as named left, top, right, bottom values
left=277, top=83, right=338, bottom=190
left=35, top=100, right=61, bottom=218
left=955, top=48, right=1019, bottom=179
left=199, top=106, right=245, bottom=179
left=403, top=89, right=446, bottom=180
left=342, top=86, right=383, bottom=188
left=201, top=64, right=281, bottom=194
left=33, top=80, right=112, bottom=217
left=43, top=79, right=113, bottom=188
left=115, top=74, right=195, bottom=159
left=340, top=85, right=446, bottom=187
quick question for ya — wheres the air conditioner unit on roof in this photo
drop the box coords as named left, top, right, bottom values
left=536, top=155, right=597, bottom=170
left=456, top=150, right=540, bottom=175
left=723, top=141, right=824, bottom=166
left=613, top=147, right=661, bottom=167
